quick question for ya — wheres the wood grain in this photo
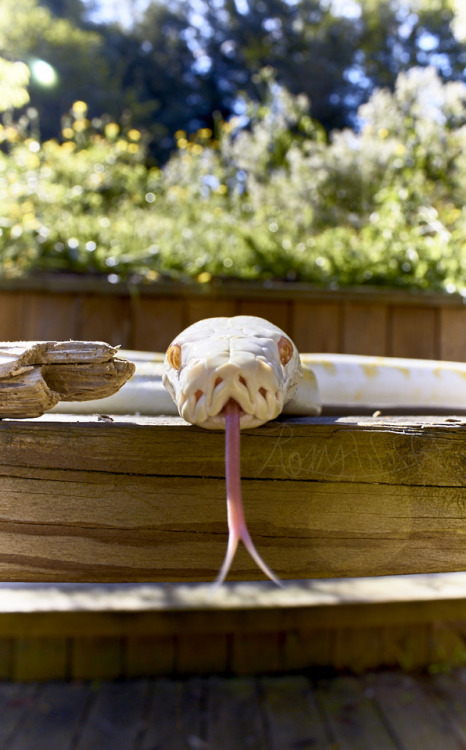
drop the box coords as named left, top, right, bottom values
left=0, top=415, right=463, bottom=581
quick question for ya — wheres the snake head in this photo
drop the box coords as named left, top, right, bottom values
left=162, top=315, right=302, bottom=429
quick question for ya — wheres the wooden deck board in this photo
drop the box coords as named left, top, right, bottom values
left=2, top=671, right=466, bottom=749
left=0, top=415, right=464, bottom=582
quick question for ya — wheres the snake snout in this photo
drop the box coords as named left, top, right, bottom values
left=180, top=359, right=283, bottom=429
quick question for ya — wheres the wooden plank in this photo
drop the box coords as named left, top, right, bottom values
left=130, top=297, right=184, bottom=350
left=440, top=308, right=466, bottom=362
left=13, top=638, right=68, bottom=681
left=332, top=627, right=382, bottom=673
left=78, top=295, right=131, bottom=348
left=21, top=293, right=79, bottom=341
left=427, top=670, right=466, bottom=744
left=139, top=678, right=204, bottom=750
left=0, top=416, right=461, bottom=582
left=0, top=472, right=465, bottom=581
left=342, top=302, right=388, bottom=355
left=185, top=296, right=237, bottom=326
left=7, top=682, right=90, bottom=750
left=71, top=638, right=123, bottom=680
left=291, top=301, right=341, bottom=352
left=390, top=306, right=438, bottom=359
left=74, top=681, right=147, bottom=750
left=317, top=675, right=398, bottom=749
left=237, top=299, right=290, bottom=333
left=2, top=415, right=463, bottom=487
left=0, top=683, right=39, bottom=745
left=259, top=676, right=329, bottom=749
left=0, top=292, right=28, bottom=341
left=206, top=677, right=266, bottom=749
left=125, top=635, right=175, bottom=678
left=176, top=633, right=229, bottom=675
left=366, top=672, right=461, bottom=750
left=230, top=632, right=281, bottom=675
left=0, top=639, right=13, bottom=679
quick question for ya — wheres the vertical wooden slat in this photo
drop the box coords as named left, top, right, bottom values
left=291, top=302, right=342, bottom=352
left=71, top=637, right=123, bottom=680
left=381, top=625, right=429, bottom=671
left=20, top=293, right=80, bottom=341
left=185, top=297, right=237, bottom=327
left=0, top=292, right=28, bottom=341
left=389, top=307, right=438, bottom=359
left=13, top=638, right=68, bottom=682
left=78, top=295, right=131, bottom=347
left=130, top=297, right=184, bottom=351
left=342, top=303, right=388, bottom=355
left=439, top=308, right=466, bottom=362
left=230, top=632, right=281, bottom=674
left=332, top=627, right=382, bottom=673
left=282, top=629, right=333, bottom=671
left=125, top=636, right=175, bottom=678
left=176, top=634, right=229, bottom=675
left=0, top=638, right=13, bottom=679
left=238, top=300, right=290, bottom=333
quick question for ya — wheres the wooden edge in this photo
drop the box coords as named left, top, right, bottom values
left=0, top=573, right=466, bottom=619
left=1, top=276, right=465, bottom=307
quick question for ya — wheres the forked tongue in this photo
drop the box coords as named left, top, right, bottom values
left=214, top=399, right=282, bottom=587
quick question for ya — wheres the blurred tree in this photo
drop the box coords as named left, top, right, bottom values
left=185, top=0, right=466, bottom=131
left=0, top=0, right=108, bottom=140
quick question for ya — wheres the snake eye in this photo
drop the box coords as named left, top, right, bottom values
left=167, top=344, right=182, bottom=370
left=278, top=336, right=293, bottom=366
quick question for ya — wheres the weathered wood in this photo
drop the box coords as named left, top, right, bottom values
left=260, top=676, right=329, bottom=749
left=365, top=672, right=460, bottom=750
left=0, top=279, right=465, bottom=357
left=317, top=676, right=398, bottom=749
left=0, top=415, right=463, bottom=581
left=6, top=683, right=89, bottom=750
left=3, top=673, right=466, bottom=749
left=0, top=342, right=134, bottom=418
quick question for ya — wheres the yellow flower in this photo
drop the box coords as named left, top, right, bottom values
left=62, top=127, right=74, bottom=140
left=127, top=143, right=139, bottom=154
left=116, top=139, right=128, bottom=151
left=197, top=271, right=212, bottom=284
left=175, top=130, right=186, bottom=139
left=61, top=141, right=76, bottom=152
left=190, top=144, right=203, bottom=155
left=105, top=122, right=120, bottom=139
left=72, top=100, right=88, bottom=114
left=198, top=128, right=212, bottom=139
left=378, top=127, right=389, bottom=139
left=73, top=119, right=89, bottom=132
left=4, top=127, right=18, bottom=142
left=394, top=143, right=406, bottom=156
left=128, top=129, right=142, bottom=142
left=177, top=137, right=188, bottom=149
left=217, top=184, right=228, bottom=195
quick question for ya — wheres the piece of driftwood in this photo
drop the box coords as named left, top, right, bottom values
left=0, top=341, right=135, bottom=418
left=0, top=414, right=464, bottom=582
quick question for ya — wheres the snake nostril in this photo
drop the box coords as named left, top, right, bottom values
left=239, top=376, right=247, bottom=387
left=214, top=377, right=223, bottom=388
left=259, top=387, right=267, bottom=399
left=194, top=389, right=203, bottom=403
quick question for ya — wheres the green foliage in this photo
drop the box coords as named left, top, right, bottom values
left=0, top=57, right=30, bottom=111
left=1, top=66, right=466, bottom=292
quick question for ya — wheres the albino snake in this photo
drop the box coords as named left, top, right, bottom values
left=161, top=314, right=466, bottom=585
left=56, top=314, right=466, bottom=585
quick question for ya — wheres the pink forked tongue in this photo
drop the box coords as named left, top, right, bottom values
left=214, top=399, right=282, bottom=587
